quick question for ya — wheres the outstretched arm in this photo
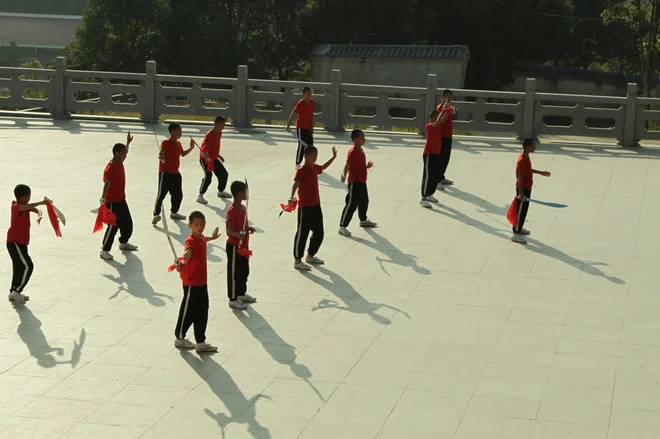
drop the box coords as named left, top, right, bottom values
left=322, top=147, right=338, bottom=170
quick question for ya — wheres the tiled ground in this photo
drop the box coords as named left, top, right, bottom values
left=0, top=116, right=658, bottom=438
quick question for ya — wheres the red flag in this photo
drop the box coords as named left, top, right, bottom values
left=507, top=198, right=519, bottom=228
left=279, top=199, right=297, bottom=217
left=237, top=247, right=253, bottom=258
left=93, top=205, right=117, bottom=234
left=44, top=200, right=62, bottom=238
left=168, top=257, right=186, bottom=272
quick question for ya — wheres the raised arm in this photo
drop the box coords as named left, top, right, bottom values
left=322, top=147, right=338, bottom=170
left=181, top=139, right=195, bottom=157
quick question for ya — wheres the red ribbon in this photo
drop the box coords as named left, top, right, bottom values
left=44, top=200, right=62, bottom=238
left=168, top=257, right=186, bottom=272
left=280, top=199, right=298, bottom=213
left=93, top=205, right=117, bottom=234
left=507, top=198, right=519, bottom=228
left=237, top=247, right=253, bottom=258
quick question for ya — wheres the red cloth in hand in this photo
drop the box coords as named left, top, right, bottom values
left=44, top=200, right=62, bottom=238
left=237, top=247, right=253, bottom=258
left=280, top=199, right=298, bottom=213
left=507, top=198, right=519, bottom=228
left=93, top=205, right=117, bottom=234
left=168, top=257, right=186, bottom=272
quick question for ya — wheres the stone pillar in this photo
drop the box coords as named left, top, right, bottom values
left=329, top=69, right=342, bottom=131
left=53, top=56, right=66, bottom=118
left=143, top=60, right=157, bottom=124
left=424, top=74, right=437, bottom=134
left=522, top=78, right=536, bottom=140
left=623, top=83, right=639, bottom=147
left=235, top=65, right=249, bottom=127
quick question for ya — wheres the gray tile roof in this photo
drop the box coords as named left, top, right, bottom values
left=311, top=44, right=470, bottom=61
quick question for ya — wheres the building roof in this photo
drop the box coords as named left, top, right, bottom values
left=311, top=44, right=470, bottom=61
left=0, top=0, right=87, bottom=16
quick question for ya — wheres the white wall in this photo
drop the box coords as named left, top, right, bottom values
left=0, top=14, right=81, bottom=48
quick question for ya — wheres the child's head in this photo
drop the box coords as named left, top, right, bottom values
left=351, top=129, right=365, bottom=147
left=168, top=123, right=182, bottom=139
left=442, top=89, right=453, bottom=104
left=303, top=145, right=318, bottom=165
left=429, top=110, right=439, bottom=122
left=302, top=86, right=312, bottom=99
left=213, top=116, right=226, bottom=132
left=188, top=211, right=206, bottom=235
left=14, top=184, right=31, bottom=204
left=112, top=143, right=128, bottom=162
left=522, top=137, right=536, bottom=153
left=230, top=180, right=247, bottom=202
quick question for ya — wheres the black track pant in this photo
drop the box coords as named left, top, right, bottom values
left=154, top=172, right=183, bottom=216
left=295, top=128, right=314, bottom=166
left=102, top=200, right=133, bottom=251
left=7, top=243, right=33, bottom=293
left=174, top=285, right=209, bottom=343
left=421, top=153, right=442, bottom=197
left=199, top=159, right=229, bottom=195
left=340, top=182, right=369, bottom=227
left=438, top=137, right=453, bottom=181
left=226, top=242, right=250, bottom=300
left=294, top=205, right=324, bottom=259
left=513, top=188, right=532, bottom=233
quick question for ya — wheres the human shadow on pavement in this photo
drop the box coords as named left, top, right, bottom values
left=102, top=253, right=175, bottom=306
left=351, top=228, right=431, bottom=276
left=302, top=266, right=411, bottom=325
left=429, top=203, right=625, bottom=284
left=15, top=306, right=86, bottom=368
left=180, top=351, right=271, bottom=438
left=319, top=171, right=346, bottom=190
left=442, top=186, right=509, bottom=216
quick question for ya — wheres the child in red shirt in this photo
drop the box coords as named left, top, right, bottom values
left=338, top=129, right=377, bottom=236
left=286, top=87, right=315, bottom=168
left=420, top=110, right=444, bottom=208
left=99, top=132, right=137, bottom=261
left=174, top=211, right=221, bottom=353
left=153, top=123, right=195, bottom=225
left=6, top=184, right=49, bottom=305
left=436, top=89, right=456, bottom=187
left=511, top=138, right=551, bottom=244
left=225, top=181, right=256, bottom=310
left=197, top=116, right=231, bottom=205
left=289, top=145, right=337, bottom=270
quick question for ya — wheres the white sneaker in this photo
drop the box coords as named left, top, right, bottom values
left=119, top=243, right=138, bottom=251
left=217, top=191, right=232, bottom=198
left=99, top=250, right=114, bottom=260
left=306, top=256, right=325, bottom=265
left=152, top=215, right=161, bottom=225
left=229, top=300, right=248, bottom=309
left=197, top=195, right=208, bottom=205
left=426, top=195, right=438, bottom=202
left=511, top=234, right=527, bottom=244
left=420, top=198, right=432, bottom=208
left=519, top=228, right=530, bottom=235
left=441, top=179, right=454, bottom=185
left=8, top=292, right=29, bottom=302
left=196, top=342, right=218, bottom=353
left=338, top=227, right=351, bottom=237
left=294, top=262, right=312, bottom=271
left=170, top=212, right=187, bottom=220
left=237, top=294, right=257, bottom=303
left=174, top=338, right=195, bottom=349
left=9, top=291, right=25, bottom=305
left=359, top=219, right=378, bottom=228
left=436, top=184, right=446, bottom=191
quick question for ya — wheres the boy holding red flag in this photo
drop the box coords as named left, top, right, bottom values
left=197, top=116, right=231, bottom=205
left=286, top=87, right=315, bottom=168
left=436, top=89, right=456, bottom=187
left=420, top=110, right=444, bottom=208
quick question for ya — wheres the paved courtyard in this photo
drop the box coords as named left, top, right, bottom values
left=0, top=116, right=659, bottom=439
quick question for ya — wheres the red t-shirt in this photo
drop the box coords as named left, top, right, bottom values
left=516, top=153, right=533, bottom=189
left=103, top=161, right=126, bottom=203
left=424, top=123, right=442, bottom=155
left=226, top=204, right=249, bottom=249
left=347, top=147, right=367, bottom=183
left=294, top=99, right=315, bottom=131
left=6, top=201, right=30, bottom=245
left=201, top=130, right=222, bottom=161
left=436, top=103, right=454, bottom=138
left=295, top=164, right=323, bottom=207
left=159, top=139, right=184, bottom=174
left=181, top=234, right=207, bottom=286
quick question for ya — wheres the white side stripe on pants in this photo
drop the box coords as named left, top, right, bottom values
left=294, top=208, right=304, bottom=259
left=102, top=203, right=115, bottom=248
left=178, top=286, right=192, bottom=339
left=153, top=173, right=165, bottom=213
left=422, top=155, right=431, bottom=195
left=14, top=243, right=29, bottom=292
left=231, top=246, right=237, bottom=300
left=340, top=183, right=354, bottom=226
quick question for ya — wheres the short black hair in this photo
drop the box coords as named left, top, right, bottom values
left=302, top=86, right=312, bottom=93
left=429, top=110, right=439, bottom=119
left=112, top=143, right=127, bottom=155
left=214, top=116, right=225, bottom=124
left=168, top=123, right=181, bottom=133
left=14, top=184, right=31, bottom=199
left=189, top=211, right=205, bottom=223
left=304, top=145, right=318, bottom=155
left=351, top=129, right=364, bottom=141
left=522, top=138, right=534, bottom=148
left=442, top=89, right=453, bottom=97
left=230, top=180, right=246, bottom=197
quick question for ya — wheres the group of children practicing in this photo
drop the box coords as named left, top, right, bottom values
left=6, top=87, right=550, bottom=353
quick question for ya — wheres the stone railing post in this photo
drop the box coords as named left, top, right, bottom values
left=143, top=60, right=157, bottom=124
left=53, top=56, right=66, bottom=118
left=235, top=65, right=248, bottom=127
left=329, top=69, right=342, bottom=131
left=424, top=73, right=437, bottom=133
left=623, top=83, right=639, bottom=147
left=522, top=78, right=536, bottom=139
